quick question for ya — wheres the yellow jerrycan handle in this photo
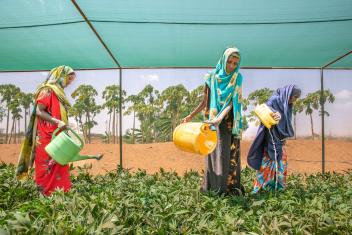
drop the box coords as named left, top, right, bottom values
left=52, top=126, right=84, bottom=149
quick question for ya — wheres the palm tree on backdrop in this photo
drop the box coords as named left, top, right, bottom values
left=292, top=98, right=304, bottom=139
left=319, top=90, right=335, bottom=116
left=319, top=90, right=335, bottom=139
left=241, top=97, right=250, bottom=131
left=136, top=85, right=160, bottom=143
left=124, top=94, right=143, bottom=144
left=20, top=92, right=33, bottom=134
left=157, top=85, right=210, bottom=142
left=123, top=128, right=143, bottom=144
left=71, top=85, right=101, bottom=144
left=155, top=85, right=205, bottom=141
left=303, top=90, right=335, bottom=140
left=102, top=85, right=126, bottom=144
left=0, top=106, right=5, bottom=123
left=68, top=103, right=86, bottom=140
left=0, top=105, right=5, bottom=144
left=8, top=93, right=22, bottom=144
left=185, top=85, right=205, bottom=122
left=0, top=84, right=21, bottom=143
left=303, top=92, right=319, bottom=140
left=246, top=88, right=274, bottom=124
left=159, top=84, right=189, bottom=141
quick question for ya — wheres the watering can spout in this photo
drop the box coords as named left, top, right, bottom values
left=72, top=154, right=104, bottom=162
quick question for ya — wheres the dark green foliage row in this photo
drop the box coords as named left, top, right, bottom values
left=0, top=163, right=351, bottom=234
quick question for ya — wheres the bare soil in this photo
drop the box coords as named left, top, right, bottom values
left=1, top=139, right=351, bottom=176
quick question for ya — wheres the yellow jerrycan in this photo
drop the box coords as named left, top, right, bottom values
left=254, top=103, right=279, bottom=129
left=173, top=122, right=217, bottom=155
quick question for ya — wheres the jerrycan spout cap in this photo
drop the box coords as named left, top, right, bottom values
left=202, top=122, right=216, bottom=132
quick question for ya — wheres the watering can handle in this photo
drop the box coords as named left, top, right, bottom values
left=201, top=122, right=216, bottom=131
left=52, top=127, right=84, bottom=149
left=52, top=126, right=65, bottom=140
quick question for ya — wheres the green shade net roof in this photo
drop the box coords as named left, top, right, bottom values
left=0, top=0, right=351, bottom=71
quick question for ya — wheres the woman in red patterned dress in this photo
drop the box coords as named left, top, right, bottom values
left=17, top=65, right=76, bottom=196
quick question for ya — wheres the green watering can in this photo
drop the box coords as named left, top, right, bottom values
left=45, top=127, right=103, bottom=166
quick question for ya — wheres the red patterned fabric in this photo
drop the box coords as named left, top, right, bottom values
left=252, top=147, right=288, bottom=193
left=34, top=89, right=71, bottom=196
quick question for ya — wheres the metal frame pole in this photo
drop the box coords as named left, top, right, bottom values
left=71, top=0, right=124, bottom=169
left=119, top=68, right=123, bottom=168
left=320, top=68, right=325, bottom=173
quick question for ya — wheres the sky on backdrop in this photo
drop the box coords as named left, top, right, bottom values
left=0, top=68, right=351, bottom=138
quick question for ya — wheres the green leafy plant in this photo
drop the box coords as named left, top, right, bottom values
left=0, top=163, right=351, bottom=234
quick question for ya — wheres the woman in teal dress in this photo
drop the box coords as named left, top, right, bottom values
left=183, top=47, right=244, bottom=195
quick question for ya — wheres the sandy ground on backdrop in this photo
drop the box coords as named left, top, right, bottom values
left=1, top=139, right=351, bottom=176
